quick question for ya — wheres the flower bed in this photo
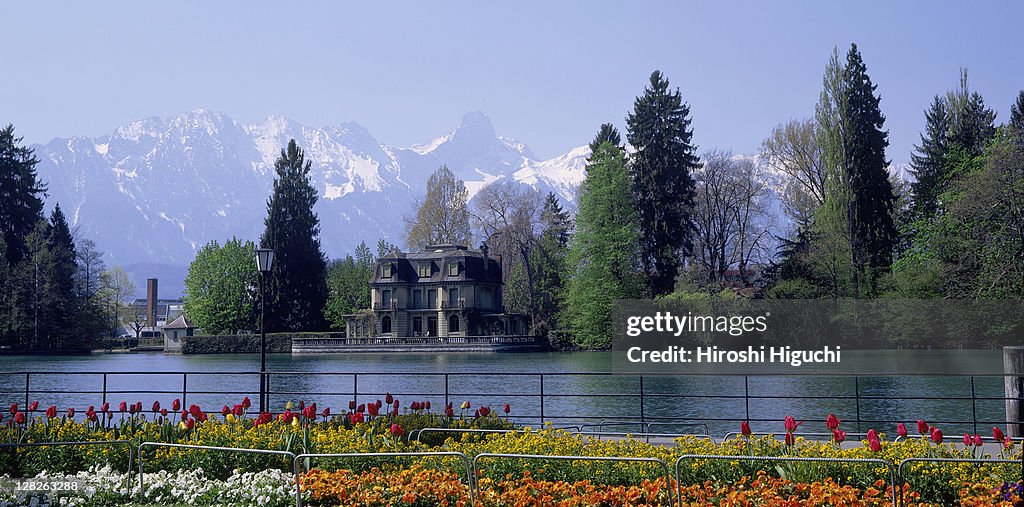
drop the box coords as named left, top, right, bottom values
left=1, top=399, right=1021, bottom=506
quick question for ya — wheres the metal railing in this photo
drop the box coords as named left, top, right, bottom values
left=0, top=371, right=1019, bottom=436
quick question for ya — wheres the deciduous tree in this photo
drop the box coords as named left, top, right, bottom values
left=404, top=165, right=472, bottom=250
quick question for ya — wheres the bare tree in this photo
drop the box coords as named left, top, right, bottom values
left=75, top=239, right=106, bottom=299
left=692, top=151, right=774, bottom=285
left=761, top=119, right=827, bottom=224
left=471, top=181, right=542, bottom=321
left=99, top=266, right=135, bottom=337
left=124, top=304, right=147, bottom=338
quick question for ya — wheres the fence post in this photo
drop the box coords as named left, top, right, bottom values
left=1004, top=346, right=1024, bottom=437
left=539, top=374, right=545, bottom=425
left=353, top=373, right=358, bottom=407
left=102, top=373, right=108, bottom=407
left=444, top=374, right=449, bottom=408
left=854, top=376, right=862, bottom=434
left=24, top=373, right=29, bottom=415
left=639, top=375, right=645, bottom=425
left=181, top=373, right=188, bottom=409
left=744, top=376, right=750, bottom=423
left=970, top=376, right=978, bottom=435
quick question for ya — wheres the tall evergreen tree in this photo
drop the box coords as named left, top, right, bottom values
left=41, top=204, right=80, bottom=350
left=531, top=193, right=571, bottom=341
left=588, top=123, right=621, bottom=153
left=946, top=70, right=996, bottom=158
left=1010, top=90, right=1024, bottom=143
left=626, top=71, right=700, bottom=296
left=816, top=44, right=897, bottom=296
left=259, top=139, right=328, bottom=332
left=910, top=96, right=949, bottom=217
left=0, top=125, right=46, bottom=266
left=565, top=142, right=644, bottom=349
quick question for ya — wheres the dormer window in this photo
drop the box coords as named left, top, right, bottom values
left=448, top=261, right=459, bottom=277
left=381, top=263, right=393, bottom=278
left=418, top=262, right=431, bottom=278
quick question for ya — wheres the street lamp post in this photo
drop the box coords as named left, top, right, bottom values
left=254, top=248, right=275, bottom=413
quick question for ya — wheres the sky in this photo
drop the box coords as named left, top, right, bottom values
left=3, top=2, right=1023, bottom=164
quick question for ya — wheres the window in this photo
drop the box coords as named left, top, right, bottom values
left=448, top=288, right=459, bottom=307
left=427, top=289, right=437, bottom=309
left=418, top=262, right=431, bottom=278
left=412, top=290, right=422, bottom=309
left=412, top=317, right=422, bottom=335
left=448, top=315, right=460, bottom=333
left=381, top=290, right=391, bottom=307
left=381, top=263, right=393, bottom=278
left=448, top=261, right=459, bottom=276
left=381, top=316, right=392, bottom=334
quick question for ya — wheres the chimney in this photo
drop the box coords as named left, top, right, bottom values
left=146, top=278, right=158, bottom=327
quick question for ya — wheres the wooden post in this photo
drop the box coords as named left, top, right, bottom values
left=1005, top=346, right=1024, bottom=438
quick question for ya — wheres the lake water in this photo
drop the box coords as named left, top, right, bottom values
left=0, top=350, right=1008, bottom=437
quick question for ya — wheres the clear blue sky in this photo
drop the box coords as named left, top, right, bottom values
left=3, top=1, right=1022, bottom=163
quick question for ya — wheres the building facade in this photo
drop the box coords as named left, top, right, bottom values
left=344, top=244, right=528, bottom=338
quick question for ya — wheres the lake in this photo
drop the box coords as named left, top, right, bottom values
left=0, top=350, right=1008, bottom=437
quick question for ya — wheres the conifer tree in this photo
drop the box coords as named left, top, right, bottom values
left=565, top=142, right=644, bottom=349
left=259, top=140, right=328, bottom=332
left=1010, top=90, right=1024, bottom=143
left=946, top=70, right=996, bottom=158
left=626, top=71, right=700, bottom=297
left=0, top=125, right=46, bottom=266
left=910, top=96, right=949, bottom=217
left=531, top=193, right=571, bottom=341
left=588, top=123, right=621, bottom=153
left=41, top=204, right=80, bottom=350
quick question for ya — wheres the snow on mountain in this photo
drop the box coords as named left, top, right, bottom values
left=32, top=110, right=591, bottom=274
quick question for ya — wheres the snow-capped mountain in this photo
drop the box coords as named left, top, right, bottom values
left=33, top=110, right=591, bottom=276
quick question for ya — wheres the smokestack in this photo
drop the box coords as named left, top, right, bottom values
left=146, top=278, right=158, bottom=327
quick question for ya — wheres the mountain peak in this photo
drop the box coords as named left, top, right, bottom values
left=455, top=111, right=496, bottom=139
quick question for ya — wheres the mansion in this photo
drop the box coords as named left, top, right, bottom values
left=343, top=244, right=529, bottom=339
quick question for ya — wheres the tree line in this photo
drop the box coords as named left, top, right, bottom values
left=0, top=126, right=137, bottom=352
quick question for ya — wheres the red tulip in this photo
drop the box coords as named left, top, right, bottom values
left=741, top=421, right=752, bottom=435
left=1005, top=437, right=1013, bottom=449
left=28, top=401, right=39, bottom=412
left=357, top=404, right=365, bottom=413
left=321, top=407, right=330, bottom=418
left=135, top=402, right=143, bottom=413
left=869, top=437, right=882, bottom=452
left=426, top=401, right=432, bottom=410
left=221, top=405, right=231, bottom=417
left=385, top=393, right=393, bottom=405
left=785, top=432, right=795, bottom=446
left=196, top=411, right=207, bottom=422
left=118, top=401, right=127, bottom=412
left=233, top=404, right=244, bottom=416
left=826, top=413, right=840, bottom=431
left=503, top=403, right=510, bottom=415
left=298, top=400, right=305, bottom=410
left=392, top=400, right=400, bottom=410
left=185, top=418, right=195, bottom=429
left=783, top=415, right=803, bottom=432
left=367, top=403, right=379, bottom=417
left=897, top=422, right=908, bottom=438
left=152, top=401, right=161, bottom=412
left=962, top=433, right=972, bottom=447
left=444, top=404, right=454, bottom=417
left=180, top=410, right=189, bottom=420
left=461, top=401, right=471, bottom=410
left=302, top=405, right=316, bottom=419
left=101, top=402, right=110, bottom=413
left=45, top=405, right=57, bottom=419
left=930, top=427, right=943, bottom=444
left=160, top=408, right=168, bottom=417
left=241, top=397, right=251, bottom=409
left=375, top=399, right=383, bottom=409
left=917, top=419, right=928, bottom=435
left=479, top=406, right=491, bottom=417
left=411, top=401, right=420, bottom=411
left=993, top=426, right=1005, bottom=442
left=189, top=404, right=201, bottom=418
left=833, top=429, right=846, bottom=444
left=66, top=407, right=75, bottom=418
left=473, top=409, right=480, bottom=419
left=972, top=434, right=982, bottom=446
left=348, top=411, right=363, bottom=424
left=15, top=412, right=26, bottom=424
left=9, top=403, right=17, bottom=415
left=867, top=429, right=878, bottom=442
left=389, top=423, right=404, bottom=437
left=349, top=400, right=357, bottom=411
left=171, top=399, right=181, bottom=411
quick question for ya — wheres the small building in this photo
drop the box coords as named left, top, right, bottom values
left=343, top=244, right=529, bottom=338
left=162, top=315, right=197, bottom=353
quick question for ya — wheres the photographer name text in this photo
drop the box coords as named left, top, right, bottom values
left=625, top=345, right=841, bottom=366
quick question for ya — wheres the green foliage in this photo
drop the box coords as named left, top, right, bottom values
left=0, top=124, right=46, bottom=266
left=565, top=142, right=644, bottom=349
left=404, top=165, right=472, bottom=250
left=626, top=70, right=699, bottom=297
left=324, top=242, right=374, bottom=330
left=181, top=333, right=293, bottom=354
left=260, top=139, right=328, bottom=332
left=183, top=238, right=257, bottom=334
left=588, top=123, right=621, bottom=152
left=530, top=193, right=571, bottom=343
